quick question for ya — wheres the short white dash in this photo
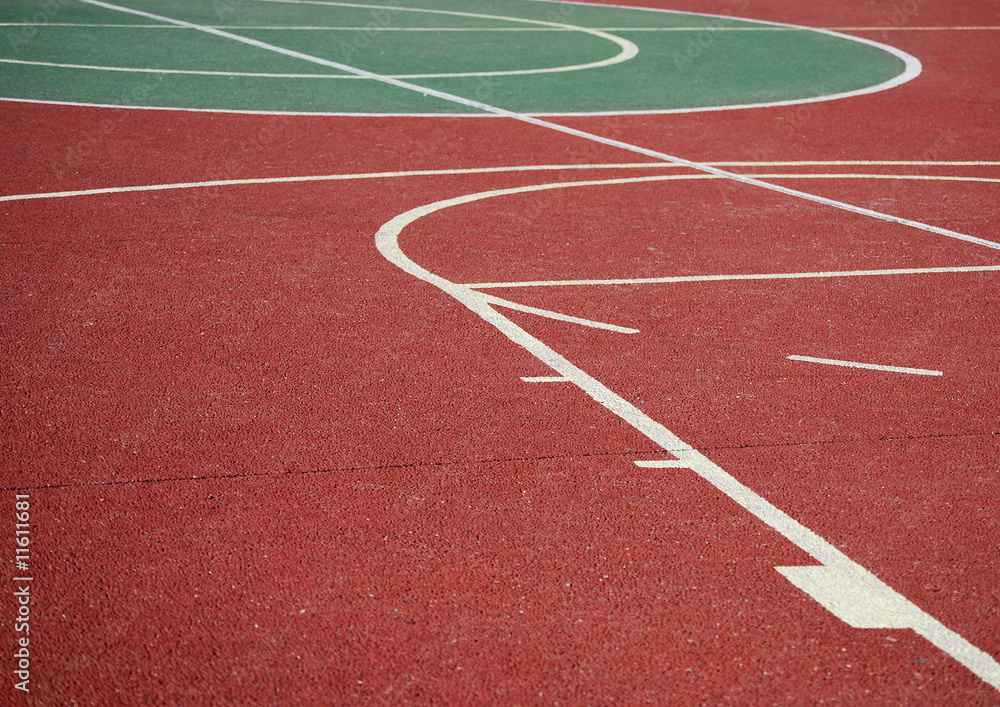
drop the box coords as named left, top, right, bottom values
left=634, top=459, right=690, bottom=468
left=788, top=355, right=943, bottom=376
left=521, top=376, right=569, bottom=383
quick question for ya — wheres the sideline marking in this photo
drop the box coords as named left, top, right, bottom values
left=466, top=265, right=1000, bottom=290
left=72, top=1, right=1000, bottom=254
left=788, top=355, right=943, bottom=376
left=373, top=183, right=1000, bottom=691
left=521, top=376, right=569, bottom=383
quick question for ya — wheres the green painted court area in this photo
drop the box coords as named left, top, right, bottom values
left=0, top=0, right=909, bottom=114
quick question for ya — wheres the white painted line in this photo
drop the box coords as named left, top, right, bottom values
left=777, top=565, right=943, bottom=629
left=32, top=0, right=923, bottom=121
left=374, top=184, right=1000, bottom=691
left=466, top=265, right=1000, bottom=290
left=707, top=161, right=1000, bottom=166
left=635, top=459, right=690, bottom=468
left=249, top=0, right=639, bottom=79
left=0, top=57, right=351, bottom=78
left=829, top=26, right=1000, bottom=31
left=0, top=164, right=685, bottom=203
left=483, top=294, right=639, bottom=334
left=4, top=166, right=1000, bottom=204
left=788, top=355, right=943, bottom=376
left=754, top=172, right=1000, bottom=183
left=521, top=376, right=570, bottom=383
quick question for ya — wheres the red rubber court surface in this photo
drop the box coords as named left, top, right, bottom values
left=2, top=0, right=999, bottom=704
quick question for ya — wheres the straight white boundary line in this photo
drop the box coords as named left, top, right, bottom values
left=374, top=185, right=1000, bottom=691
left=9, top=0, right=924, bottom=117
left=787, top=355, right=943, bottom=376
left=6, top=165, right=999, bottom=203
left=465, top=265, right=1000, bottom=289
left=483, top=293, right=639, bottom=333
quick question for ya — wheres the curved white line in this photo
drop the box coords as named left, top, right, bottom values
left=241, top=0, right=640, bottom=79
left=373, top=181, right=1000, bottom=692
left=0, top=0, right=916, bottom=115
left=0, top=1, right=639, bottom=82
left=518, top=0, right=922, bottom=115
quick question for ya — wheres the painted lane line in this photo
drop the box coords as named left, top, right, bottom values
left=788, top=355, right=943, bottom=376
left=4, top=167, right=1000, bottom=204
left=466, top=265, right=1000, bottom=290
left=521, top=376, right=570, bottom=383
left=635, top=459, right=690, bottom=468
left=483, top=294, right=639, bottom=334
left=72, top=1, right=1000, bottom=253
left=374, top=185, right=1000, bottom=691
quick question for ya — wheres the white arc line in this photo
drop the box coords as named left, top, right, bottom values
left=788, top=355, right=943, bottom=376
left=251, top=0, right=639, bottom=79
left=374, top=186, right=1000, bottom=691
left=74, top=0, right=1000, bottom=253
left=521, top=376, right=569, bottom=383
